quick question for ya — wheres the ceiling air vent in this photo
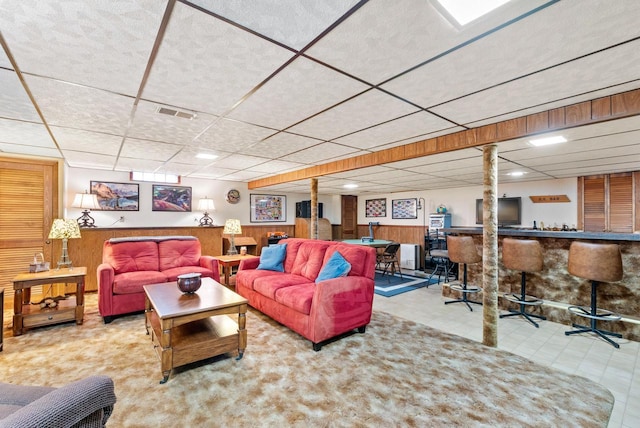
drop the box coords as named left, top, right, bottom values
left=156, top=106, right=197, bottom=120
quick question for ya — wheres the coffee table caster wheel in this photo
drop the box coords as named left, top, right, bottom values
left=159, top=373, right=169, bottom=384
left=236, top=351, right=244, bottom=360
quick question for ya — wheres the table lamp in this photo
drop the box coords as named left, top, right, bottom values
left=72, top=191, right=100, bottom=228
left=223, top=219, right=242, bottom=255
left=197, top=197, right=216, bottom=227
left=48, top=218, right=82, bottom=269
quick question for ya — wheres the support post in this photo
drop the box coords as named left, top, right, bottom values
left=311, top=178, right=318, bottom=239
left=482, top=144, right=499, bottom=347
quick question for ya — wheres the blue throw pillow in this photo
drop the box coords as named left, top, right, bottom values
left=257, top=243, right=287, bottom=272
left=316, top=251, right=351, bottom=283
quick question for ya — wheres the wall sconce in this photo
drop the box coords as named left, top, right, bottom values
left=48, top=219, right=81, bottom=269
left=72, top=191, right=100, bottom=228
left=197, top=197, right=215, bottom=227
left=223, top=219, right=242, bottom=255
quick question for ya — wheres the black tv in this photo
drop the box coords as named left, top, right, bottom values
left=476, top=197, right=522, bottom=226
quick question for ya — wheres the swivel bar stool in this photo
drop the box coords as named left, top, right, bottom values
left=499, top=238, right=546, bottom=328
left=565, top=241, right=623, bottom=348
left=445, top=236, right=482, bottom=311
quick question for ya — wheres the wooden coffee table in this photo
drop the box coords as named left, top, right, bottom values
left=144, top=277, right=248, bottom=384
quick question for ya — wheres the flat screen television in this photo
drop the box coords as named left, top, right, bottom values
left=475, top=197, right=522, bottom=226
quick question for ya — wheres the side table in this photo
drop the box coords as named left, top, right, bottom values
left=12, top=267, right=87, bottom=336
left=216, top=254, right=260, bottom=286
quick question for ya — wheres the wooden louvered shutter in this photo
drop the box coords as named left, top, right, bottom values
left=583, top=175, right=605, bottom=232
left=609, top=173, right=633, bottom=233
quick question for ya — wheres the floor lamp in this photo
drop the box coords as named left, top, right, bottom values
left=223, top=219, right=242, bottom=255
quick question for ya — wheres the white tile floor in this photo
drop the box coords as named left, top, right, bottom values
left=373, top=278, right=640, bottom=428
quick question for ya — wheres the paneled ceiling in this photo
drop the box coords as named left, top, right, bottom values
left=1, top=0, right=639, bottom=194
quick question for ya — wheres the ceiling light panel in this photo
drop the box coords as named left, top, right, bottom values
left=431, top=40, right=640, bottom=125
left=0, top=120, right=55, bottom=148
left=50, top=127, right=122, bottom=156
left=238, top=132, right=321, bottom=158
left=141, top=2, right=294, bottom=116
left=0, top=0, right=166, bottom=95
left=195, top=118, right=275, bottom=152
left=288, top=89, right=420, bottom=141
left=280, top=142, right=360, bottom=164
left=227, top=57, right=369, bottom=129
left=0, top=69, right=41, bottom=122
left=190, top=0, right=360, bottom=51
left=119, top=138, right=182, bottom=162
left=24, top=76, right=134, bottom=135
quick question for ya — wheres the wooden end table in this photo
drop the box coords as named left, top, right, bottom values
left=144, top=277, right=248, bottom=384
left=216, top=254, right=260, bottom=286
left=11, top=267, right=87, bottom=336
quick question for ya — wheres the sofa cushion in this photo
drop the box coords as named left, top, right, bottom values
left=162, top=266, right=214, bottom=282
left=253, top=273, right=310, bottom=300
left=291, top=241, right=332, bottom=280
left=325, top=244, right=375, bottom=279
left=106, top=241, right=159, bottom=274
left=112, top=271, right=167, bottom=294
left=316, top=251, right=351, bottom=283
left=236, top=268, right=282, bottom=291
left=158, top=239, right=201, bottom=271
left=257, top=243, right=287, bottom=272
left=274, top=283, right=315, bottom=315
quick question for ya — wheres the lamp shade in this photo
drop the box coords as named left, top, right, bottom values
left=197, top=198, right=216, bottom=212
left=48, top=219, right=82, bottom=239
left=223, top=219, right=242, bottom=235
left=72, top=192, right=100, bottom=210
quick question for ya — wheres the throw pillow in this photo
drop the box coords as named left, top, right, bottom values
left=316, top=251, right=351, bottom=283
left=257, top=243, right=287, bottom=272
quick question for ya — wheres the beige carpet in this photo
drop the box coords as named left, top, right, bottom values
left=1, top=294, right=613, bottom=427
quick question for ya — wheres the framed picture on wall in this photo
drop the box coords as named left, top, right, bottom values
left=250, top=194, right=286, bottom=222
left=90, top=181, right=139, bottom=211
left=392, top=198, right=418, bottom=219
left=365, top=198, right=386, bottom=217
left=152, top=185, right=192, bottom=212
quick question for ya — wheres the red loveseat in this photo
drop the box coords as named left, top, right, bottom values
left=236, top=238, right=377, bottom=350
left=97, top=236, right=220, bottom=323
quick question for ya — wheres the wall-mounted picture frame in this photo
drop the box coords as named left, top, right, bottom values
left=250, top=194, right=286, bottom=222
left=152, top=185, right=192, bottom=212
left=90, top=181, right=139, bottom=211
left=365, top=198, right=387, bottom=217
left=392, top=198, right=418, bottom=219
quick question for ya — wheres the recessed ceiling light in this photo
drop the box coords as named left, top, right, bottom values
left=506, top=171, right=526, bottom=177
left=434, top=0, right=511, bottom=26
left=343, top=184, right=359, bottom=189
left=196, top=153, right=218, bottom=160
left=528, top=136, right=567, bottom=147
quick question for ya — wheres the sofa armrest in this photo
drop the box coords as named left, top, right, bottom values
left=199, top=256, right=221, bottom=282
left=239, top=257, right=260, bottom=271
left=0, top=375, right=116, bottom=428
left=96, top=263, right=114, bottom=290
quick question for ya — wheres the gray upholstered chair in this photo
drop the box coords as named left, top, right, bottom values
left=0, top=375, right=116, bottom=428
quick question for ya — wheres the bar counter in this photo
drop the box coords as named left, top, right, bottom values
left=440, top=227, right=640, bottom=342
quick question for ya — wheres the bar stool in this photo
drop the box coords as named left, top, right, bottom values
left=499, top=238, right=546, bottom=328
left=426, top=229, right=451, bottom=285
left=445, top=236, right=482, bottom=311
left=565, top=241, right=623, bottom=348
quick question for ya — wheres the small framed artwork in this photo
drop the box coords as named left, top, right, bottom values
left=90, top=181, right=139, bottom=211
left=250, top=194, right=286, bottom=222
left=152, top=185, right=192, bottom=212
left=392, top=198, right=418, bottom=219
left=366, top=198, right=386, bottom=217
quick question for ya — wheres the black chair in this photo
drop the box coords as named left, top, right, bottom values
left=425, top=229, right=452, bottom=285
left=377, top=243, right=402, bottom=281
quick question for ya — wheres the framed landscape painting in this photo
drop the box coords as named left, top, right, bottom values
left=392, top=198, right=418, bottom=219
left=250, top=194, right=286, bottom=222
left=90, top=181, right=139, bottom=211
left=152, top=185, right=192, bottom=212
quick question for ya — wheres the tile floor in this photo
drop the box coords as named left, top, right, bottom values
left=373, top=278, right=640, bottom=428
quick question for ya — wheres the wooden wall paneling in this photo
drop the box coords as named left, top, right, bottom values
left=609, top=173, right=633, bottom=233
left=496, top=117, right=527, bottom=140
left=591, top=96, right=612, bottom=120
left=565, top=101, right=591, bottom=126
left=549, top=107, right=566, bottom=129
left=577, top=176, right=584, bottom=231
left=611, top=88, right=640, bottom=116
left=635, top=172, right=640, bottom=233
left=526, top=111, right=549, bottom=134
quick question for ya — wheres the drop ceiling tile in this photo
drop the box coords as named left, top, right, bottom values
left=228, top=56, right=369, bottom=129
left=168, top=147, right=229, bottom=165
left=358, top=169, right=424, bottom=183
left=328, top=165, right=395, bottom=179
left=190, top=0, right=359, bottom=50
left=194, top=118, right=275, bottom=152
left=0, top=119, right=55, bottom=148
left=50, top=127, right=122, bottom=156
left=431, top=40, right=640, bottom=125
left=120, top=138, right=182, bottom=162
left=288, top=89, right=420, bottom=140
left=373, top=125, right=465, bottom=151
left=0, top=0, right=165, bottom=94
left=128, top=101, right=217, bottom=145
left=0, top=142, right=61, bottom=158
left=334, top=111, right=456, bottom=150
left=247, top=160, right=307, bottom=174
left=142, top=2, right=294, bottom=116
left=207, top=154, right=268, bottom=170
left=239, top=132, right=321, bottom=158
left=114, top=157, right=164, bottom=172
left=63, top=151, right=116, bottom=169
left=0, top=46, right=10, bottom=68
left=0, top=69, right=41, bottom=122
left=156, top=162, right=200, bottom=176
left=218, top=170, right=268, bottom=181
left=280, top=142, right=359, bottom=164
left=25, top=76, right=134, bottom=134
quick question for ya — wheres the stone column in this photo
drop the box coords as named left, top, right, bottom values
left=311, top=178, right=318, bottom=239
left=482, top=144, right=498, bottom=347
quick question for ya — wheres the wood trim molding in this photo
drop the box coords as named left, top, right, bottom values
left=248, top=88, right=640, bottom=189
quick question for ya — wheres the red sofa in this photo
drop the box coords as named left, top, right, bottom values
left=236, top=238, right=377, bottom=350
left=97, top=236, right=220, bottom=323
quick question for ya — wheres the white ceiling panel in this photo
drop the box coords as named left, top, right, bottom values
left=142, top=2, right=294, bottom=116
left=50, top=127, right=122, bottom=156
left=0, top=119, right=56, bottom=148
left=227, top=56, right=369, bottom=129
left=120, top=138, right=182, bottom=162
left=194, top=118, right=275, bottom=152
left=373, top=126, right=466, bottom=151
left=62, top=151, right=116, bottom=169
left=114, top=157, right=164, bottom=172
left=280, top=142, right=359, bottom=164
left=247, top=160, right=307, bottom=174
left=0, top=142, right=61, bottom=158
left=189, top=167, right=239, bottom=180
left=239, top=132, right=321, bottom=158
left=207, top=154, right=268, bottom=170
left=0, top=45, right=10, bottom=68
left=328, top=165, right=395, bottom=179
left=1, top=0, right=166, bottom=94
left=288, top=89, right=420, bottom=140
left=0, top=69, right=40, bottom=122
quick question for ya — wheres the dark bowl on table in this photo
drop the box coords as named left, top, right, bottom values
left=177, top=273, right=202, bottom=294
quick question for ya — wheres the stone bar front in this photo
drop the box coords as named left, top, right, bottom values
left=441, top=227, right=640, bottom=341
